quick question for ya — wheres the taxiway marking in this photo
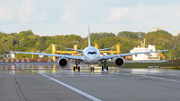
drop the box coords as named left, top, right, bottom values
left=33, top=71, right=102, bottom=101
left=15, top=63, right=20, bottom=67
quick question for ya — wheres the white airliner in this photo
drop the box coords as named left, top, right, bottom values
left=4, top=26, right=176, bottom=72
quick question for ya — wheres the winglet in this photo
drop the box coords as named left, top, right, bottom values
left=166, top=44, right=176, bottom=51
left=88, top=26, right=91, bottom=47
left=3, top=45, right=8, bottom=52
left=171, top=44, right=177, bottom=50
left=3, top=45, right=16, bottom=54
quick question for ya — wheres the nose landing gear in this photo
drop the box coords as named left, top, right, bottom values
left=90, top=65, right=95, bottom=72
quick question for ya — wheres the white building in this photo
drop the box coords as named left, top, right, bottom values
left=130, top=45, right=159, bottom=61
left=3, top=52, right=15, bottom=59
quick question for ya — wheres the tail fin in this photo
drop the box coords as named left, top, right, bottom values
left=88, top=26, right=91, bottom=47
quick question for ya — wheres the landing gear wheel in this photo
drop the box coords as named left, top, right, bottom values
left=78, top=66, right=80, bottom=72
left=102, top=66, right=104, bottom=71
left=91, top=67, right=94, bottom=72
left=73, top=66, right=76, bottom=71
left=90, top=67, right=94, bottom=72
left=101, top=60, right=108, bottom=73
left=74, top=60, right=81, bottom=72
left=92, top=67, right=94, bottom=72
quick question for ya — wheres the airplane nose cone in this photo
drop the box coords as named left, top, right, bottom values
left=89, top=57, right=94, bottom=61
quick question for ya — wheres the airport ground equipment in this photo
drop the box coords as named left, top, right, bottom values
left=51, top=44, right=78, bottom=60
left=95, top=43, right=121, bottom=54
left=157, top=52, right=165, bottom=60
left=52, top=42, right=121, bottom=58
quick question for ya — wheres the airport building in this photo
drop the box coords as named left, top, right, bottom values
left=130, top=45, right=159, bottom=61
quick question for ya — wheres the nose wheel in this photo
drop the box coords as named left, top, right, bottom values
left=90, top=67, right=94, bottom=72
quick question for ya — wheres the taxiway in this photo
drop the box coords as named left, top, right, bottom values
left=0, top=63, right=180, bottom=101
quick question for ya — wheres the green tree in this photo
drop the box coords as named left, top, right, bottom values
left=19, top=38, right=26, bottom=47
left=117, top=31, right=139, bottom=39
left=46, top=39, right=54, bottom=46
left=1, top=35, right=17, bottom=50
left=25, top=39, right=36, bottom=48
left=18, top=30, right=34, bottom=37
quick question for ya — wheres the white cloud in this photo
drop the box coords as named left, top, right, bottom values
left=107, top=7, right=130, bottom=22
left=1, top=0, right=180, bottom=37
left=0, top=1, right=16, bottom=22
left=60, top=0, right=87, bottom=23
left=37, top=13, right=46, bottom=21
left=17, top=0, right=35, bottom=23
left=106, top=4, right=180, bottom=24
left=60, top=10, right=76, bottom=23
left=0, top=0, right=36, bottom=23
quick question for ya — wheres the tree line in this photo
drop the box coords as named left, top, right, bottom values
left=0, top=29, right=179, bottom=60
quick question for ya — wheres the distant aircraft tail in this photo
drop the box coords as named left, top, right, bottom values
left=88, top=26, right=91, bottom=47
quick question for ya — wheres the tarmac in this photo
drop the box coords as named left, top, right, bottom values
left=0, top=63, right=180, bottom=101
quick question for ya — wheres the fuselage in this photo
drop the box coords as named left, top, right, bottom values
left=83, top=46, right=100, bottom=64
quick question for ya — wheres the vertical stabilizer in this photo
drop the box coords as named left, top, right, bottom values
left=88, top=26, right=91, bottom=47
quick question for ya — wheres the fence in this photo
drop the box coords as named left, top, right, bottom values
left=0, top=59, right=56, bottom=63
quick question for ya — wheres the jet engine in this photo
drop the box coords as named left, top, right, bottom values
left=114, top=57, right=125, bottom=67
left=58, top=57, right=68, bottom=68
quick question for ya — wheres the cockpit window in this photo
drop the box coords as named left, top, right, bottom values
left=88, top=52, right=97, bottom=54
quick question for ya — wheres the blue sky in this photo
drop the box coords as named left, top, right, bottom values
left=0, top=0, right=180, bottom=37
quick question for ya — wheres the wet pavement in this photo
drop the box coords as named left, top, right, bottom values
left=1, top=63, right=180, bottom=101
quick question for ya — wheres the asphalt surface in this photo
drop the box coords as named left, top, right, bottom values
left=0, top=63, right=180, bottom=101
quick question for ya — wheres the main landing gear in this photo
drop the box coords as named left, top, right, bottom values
left=101, top=60, right=108, bottom=72
left=73, top=60, right=81, bottom=72
left=73, top=60, right=109, bottom=72
left=90, top=65, right=94, bottom=72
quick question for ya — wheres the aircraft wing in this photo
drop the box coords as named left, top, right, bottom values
left=99, top=47, right=112, bottom=51
left=9, top=51, right=84, bottom=60
left=99, top=44, right=176, bottom=60
left=65, top=48, right=83, bottom=52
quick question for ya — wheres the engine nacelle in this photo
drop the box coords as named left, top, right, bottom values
left=114, top=57, right=125, bottom=67
left=58, top=57, right=68, bottom=68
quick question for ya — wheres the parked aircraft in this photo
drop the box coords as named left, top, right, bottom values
left=4, top=26, right=176, bottom=72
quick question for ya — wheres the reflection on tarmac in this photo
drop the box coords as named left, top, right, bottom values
left=1, top=63, right=180, bottom=76
left=3, top=62, right=180, bottom=84
left=2, top=63, right=180, bottom=84
left=0, top=63, right=121, bottom=75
